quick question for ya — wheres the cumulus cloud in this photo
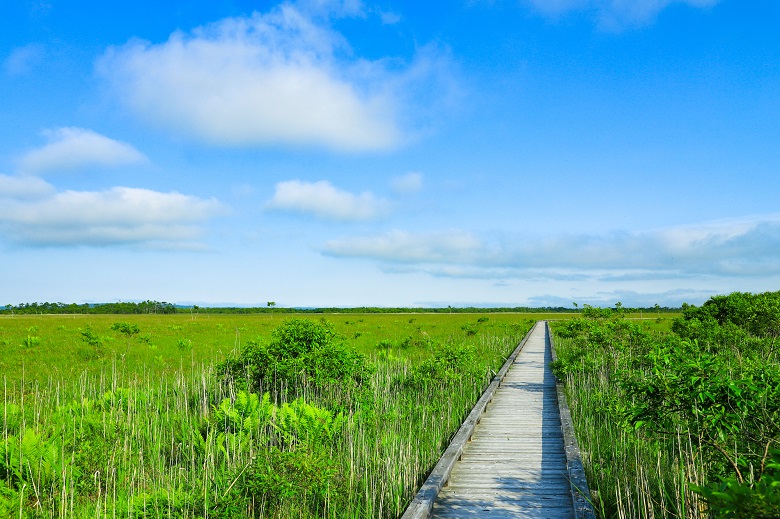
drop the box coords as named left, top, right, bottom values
left=525, top=0, right=718, bottom=27
left=96, top=2, right=439, bottom=151
left=0, top=186, right=221, bottom=248
left=19, top=127, right=147, bottom=174
left=321, top=215, right=780, bottom=279
left=390, top=172, right=423, bottom=193
left=0, top=174, right=55, bottom=200
left=266, top=179, right=389, bottom=221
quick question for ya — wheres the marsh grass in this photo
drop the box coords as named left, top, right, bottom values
left=551, top=300, right=780, bottom=519
left=1, top=313, right=531, bottom=518
left=555, top=350, right=707, bottom=518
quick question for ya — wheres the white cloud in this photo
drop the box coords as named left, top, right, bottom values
left=266, top=179, right=389, bottom=221
left=324, top=229, right=484, bottom=262
left=0, top=186, right=221, bottom=248
left=525, top=0, right=718, bottom=27
left=96, top=3, right=432, bottom=151
left=19, top=127, right=147, bottom=174
left=321, top=215, right=780, bottom=279
left=0, top=174, right=55, bottom=200
left=390, top=172, right=423, bottom=193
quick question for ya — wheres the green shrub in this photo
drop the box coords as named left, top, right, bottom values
left=693, top=450, right=780, bottom=518
left=218, top=319, right=373, bottom=393
left=232, top=447, right=345, bottom=517
left=406, top=344, right=479, bottom=388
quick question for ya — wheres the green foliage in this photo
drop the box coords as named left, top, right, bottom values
left=20, top=335, right=40, bottom=347
left=218, top=318, right=374, bottom=393
left=461, top=322, right=478, bottom=336
left=0, top=428, right=65, bottom=493
left=0, top=480, right=17, bottom=518
left=407, top=344, right=479, bottom=388
left=552, top=290, right=780, bottom=518
left=692, top=450, right=780, bottom=518
left=620, top=339, right=780, bottom=473
left=111, top=321, right=141, bottom=338
left=211, top=391, right=274, bottom=435
left=581, top=304, right=613, bottom=320
left=1, top=300, right=177, bottom=315
left=1, top=311, right=530, bottom=518
left=233, top=447, right=344, bottom=517
left=80, top=325, right=102, bottom=347
left=274, top=398, right=345, bottom=448
left=674, top=291, right=780, bottom=344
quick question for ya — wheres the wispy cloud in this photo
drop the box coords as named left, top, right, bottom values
left=390, top=172, right=423, bottom=194
left=524, top=0, right=718, bottom=28
left=19, top=127, right=147, bottom=174
left=321, top=215, right=780, bottom=279
left=525, top=288, right=715, bottom=308
left=0, top=186, right=221, bottom=248
left=266, top=179, right=389, bottom=221
left=5, top=44, right=45, bottom=76
left=324, top=229, right=483, bottom=262
left=96, top=3, right=449, bottom=151
left=379, top=11, right=402, bottom=25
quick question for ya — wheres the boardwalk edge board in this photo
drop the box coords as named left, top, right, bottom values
left=399, top=323, right=537, bottom=519
left=548, top=321, right=598, bottom=519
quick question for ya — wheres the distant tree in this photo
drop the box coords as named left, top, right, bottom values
left=111, top=321, right=140, bottom=350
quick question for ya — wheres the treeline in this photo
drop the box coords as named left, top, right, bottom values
left=2, top=300, right=177, bottom=315
left=2, top=302, right=682, bottom=316
left=200, top=305, right=578, bottom=314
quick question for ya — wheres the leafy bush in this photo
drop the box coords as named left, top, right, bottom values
left=232, top=447, right=345, bottom=517
left=21, top=335, right=40, bottom=348
left=554, top=290, right=780, bottom=517
left=218, top=318, right=373, bottom=393
left=406, top=344, right=479, bottom=388
left=692, top=451, right=780, bottom=518
left=211, top=391, right=274, bottom=435
left=274, top=398, right=345, bottom=448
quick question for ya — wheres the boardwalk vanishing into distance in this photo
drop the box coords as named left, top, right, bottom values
left=402, top=322, right=595, bottom=519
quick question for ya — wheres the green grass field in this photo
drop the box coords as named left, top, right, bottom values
left=0, top=311, right=551, bottom=518
left=0, top=310, right=686, bottom=518
left=0, top=312, right=554, bottom=383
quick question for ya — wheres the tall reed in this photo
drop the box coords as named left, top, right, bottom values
left=1, top=322, right=525, bottom=518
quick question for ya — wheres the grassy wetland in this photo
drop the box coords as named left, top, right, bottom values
left=550, top=293, right=780, bottom=518
left=5, top=299, right=775, bottom=519
left=1, top=311, right=543, bottom=518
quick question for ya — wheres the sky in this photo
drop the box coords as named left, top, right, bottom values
left=1, top=0, right=779, bottom=308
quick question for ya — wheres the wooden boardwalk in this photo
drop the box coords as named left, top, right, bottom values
left=403, top=321, right=593, bottom=519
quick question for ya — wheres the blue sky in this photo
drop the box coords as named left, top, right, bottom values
left=1, top=0, right=779, bottom=308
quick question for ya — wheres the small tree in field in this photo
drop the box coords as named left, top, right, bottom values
left=111, top=322, right=140, bottom=350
